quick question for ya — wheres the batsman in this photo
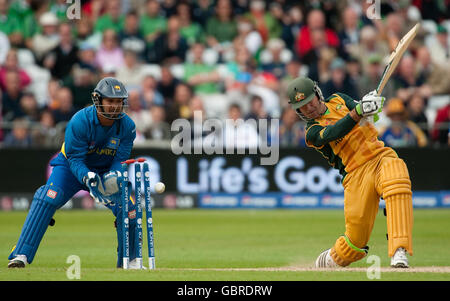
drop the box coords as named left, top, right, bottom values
left=8, top=77, right=141, bottom=269
left=287, top=77, right=413, bottom=268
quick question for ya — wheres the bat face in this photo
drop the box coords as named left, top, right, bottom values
left=376, top=23, right=420, bottom=96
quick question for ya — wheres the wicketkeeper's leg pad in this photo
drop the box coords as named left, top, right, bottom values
left=380, top=158, right=413, bottom=257
left=330, top=236, right=368, bottom=267
left=8, top=185, right=64, bottom=264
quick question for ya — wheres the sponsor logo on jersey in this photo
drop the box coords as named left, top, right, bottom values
left=47, top=189, right=58, bottom=199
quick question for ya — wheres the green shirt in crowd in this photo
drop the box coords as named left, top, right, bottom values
left=205, top=17, right=237, bottom=43
left=180, top=22, right=203, bottom=45
left=183, top=63, right=219, bottom=94
left=139, top=15, right=167, bottom=40
left=0, top=15, right=21, bottom=35
left=94, top=14, right=125, bottom=33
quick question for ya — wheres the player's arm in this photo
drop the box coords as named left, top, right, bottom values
left=306, top=114, right=359, bottom=147
left=63, top=113, right=92, bottom=184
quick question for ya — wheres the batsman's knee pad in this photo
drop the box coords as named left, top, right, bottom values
left=330, top=236, right=368, bottom=267
left=9, top=185, right=64, bottom=264
left=380, top=158, right=413, bottom=257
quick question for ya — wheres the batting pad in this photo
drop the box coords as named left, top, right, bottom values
left=9, top=185, right=63, bottom=263
left=330, top=236, right=368, bottom=267
left=380, top=158, right=413, bottom=257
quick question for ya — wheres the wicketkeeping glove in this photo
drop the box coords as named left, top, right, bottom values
left=83, top=172, right=112, bottom=205
left=356, top=90, right=385, bottom=117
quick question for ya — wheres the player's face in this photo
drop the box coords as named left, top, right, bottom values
left=101, top=98, right=123, bottom=118
left=298, top=96, right=324, bottom=120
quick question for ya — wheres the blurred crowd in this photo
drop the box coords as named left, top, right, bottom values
left=0, top=0, right=449, bottom=149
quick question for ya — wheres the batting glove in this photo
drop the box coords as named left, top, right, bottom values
left=356, top=90, right=385, bottom=117
left=83, top=172, right=112, bottom=205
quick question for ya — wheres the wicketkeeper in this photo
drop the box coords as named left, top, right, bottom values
left=8, top=77, right=141, bottom=269
left=287, top=77, right=413, bottom=268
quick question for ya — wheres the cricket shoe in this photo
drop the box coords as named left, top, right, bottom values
left=8, top=255, right=28, bottom=268
left=315, top=249, right=338, bottom=268
left=390, top=247, right=409, bottom=268
left=129, top=259, right=147, bottom=270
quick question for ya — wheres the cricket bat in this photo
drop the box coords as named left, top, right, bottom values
left=362, top=23, right=420, bottom=124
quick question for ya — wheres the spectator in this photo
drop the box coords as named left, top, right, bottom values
left=94, top=0, right=124, bottom=33
left=1, top=70, right=24, bottom=121
left=192, top=0, right=214, bottom=27
left=247, top=70, right=281, bottom=118
left=234, top=15, right=263, bottom=55
left=431, top=103, right=450, bottom=146
left=75, top=16, right=101, bottom=50
left=426, top=24, right=450, bottom=67
left=2, top=118, right=32, bottom=148
left=338, top=7, right=360, bottom=56
left=205, top=0, right=237, bottom=51
left=223, top=103, right=259, bottom=149
left=0, top=0, right=23, bottom=47
left=0, top=49, right=31, bottom=91
left=277, top=107, right=306, bottom=147
left=161, top=0, right=177, bottom=18
left=379, top=98, right=427, bottom=148
left=394, top=55, right=430, bottom=101
left=140, top=0, right=167, bottom=45
left=43, top=23, right=80, bottom=80
left=139, top=74, right=164, bottom=109
left=384, top=12, right=408, bottom=52
left=303, top=29, right=337, bottom=83
left=176, top=1, right=203, bottom=45
left=65, top=65, right=97, bottom=110
left=260, top=38, right=292, bottom=79
left=95, top=29, right=124, bottom=72
left=146, top=15, right=188, bottom=64
left=51, top=87, right=77, bottom=124
left=183, top=42, right=221, bottom=95
left=415, top=46, right=450, bottom=96
left=0, top=31, right=10, bottom=64
left=357, top=54, right=396, bottom=100
left=32, top=12, right=60, bottom=62
left=407, top=94, right=429, bottom=136
left=320, top=57, right=359, bottom=100
left=46, top=78, right=62, bottom=110
left=118, top=10, right=146, bottom=59
left=166, top=82, right=193, bottom=124
left=77, top=43, right=97, bottom=71
left=144, top=105, right=171, bottom=140
left=126, top=89, right=152, bottom=135
left=245, top=0, right=281, bottom=43
left=157, top=64, right=180, bottom=103
left=19, top=93, right=40, bottom=122
left=116, top=49, right=146, bottom=88
left=49, top=0, right=70, bottom=21
left=245, top=95, right=271, bottom=123
left=31, top=109, right=60, bottom=147
left=279, top=4, right=303, bottom=53
left=347, top=25, right=389, bottom=74
left=295, top=9, right=339, bottom=59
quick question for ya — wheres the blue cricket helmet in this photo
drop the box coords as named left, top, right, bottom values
left=91, top=77, right=128, bottom=120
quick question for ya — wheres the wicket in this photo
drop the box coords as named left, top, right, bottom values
left=120, top=158, right=155, bottom=270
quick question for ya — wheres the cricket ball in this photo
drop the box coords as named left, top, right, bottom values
left=155, top=182, right=165, bottom=194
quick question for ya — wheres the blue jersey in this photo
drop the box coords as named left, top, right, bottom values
left=51, top=105, right=136, bottom=184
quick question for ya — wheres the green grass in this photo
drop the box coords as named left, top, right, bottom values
left=1, top=209, right=450, bottom=281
